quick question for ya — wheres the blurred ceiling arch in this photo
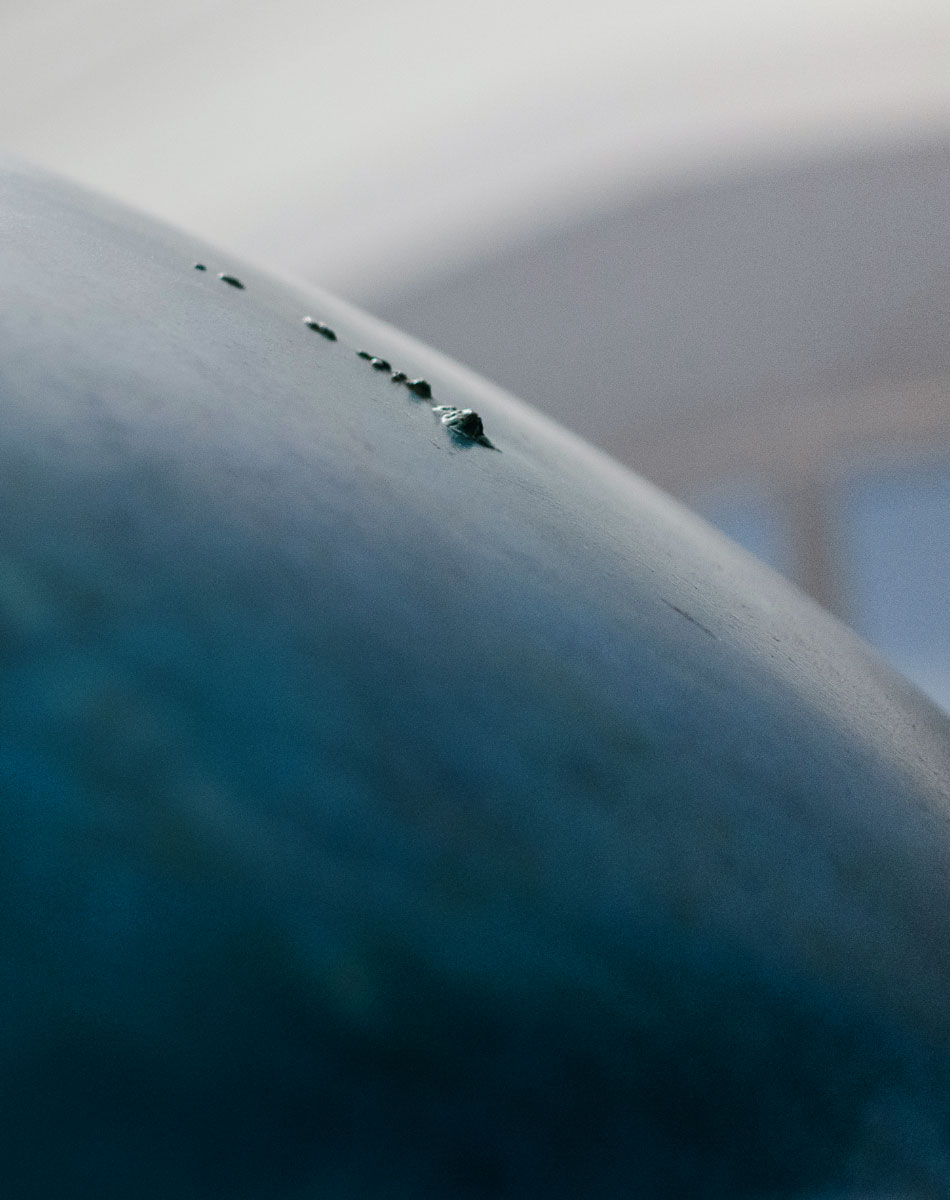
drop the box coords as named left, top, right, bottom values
left=377, top=138, right=950, bottom=491
left=0, top=0, right=948, bottom=298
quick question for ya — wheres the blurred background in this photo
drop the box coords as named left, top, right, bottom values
left=2, top=0, right=950, bottom=706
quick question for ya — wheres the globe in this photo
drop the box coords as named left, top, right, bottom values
left=1, top=156, right=949, bottom=1197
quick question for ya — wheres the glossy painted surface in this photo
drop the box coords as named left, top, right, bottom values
left=1, top=158, right=949, bottom=1197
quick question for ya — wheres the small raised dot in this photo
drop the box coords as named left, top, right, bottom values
left=370, top=357, right=391, bottom=371
left=194, top=263, right=207, bottom=271
left=407, top=379, right=432, bottom=399
left=391, top=371, right=408, bottom=383
left=219, top=273, right=245, bottom=289
left=304, top=317, right=337, bottom=340
left=357, top=350, right=374, bottom=360
left=433, top=405, right=491, bottom=445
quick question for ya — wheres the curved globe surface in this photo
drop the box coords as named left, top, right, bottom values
left=1, top=158, right=950, bottom=1198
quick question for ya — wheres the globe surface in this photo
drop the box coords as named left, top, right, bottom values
left=1, top=157, right=950, bottom=1197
